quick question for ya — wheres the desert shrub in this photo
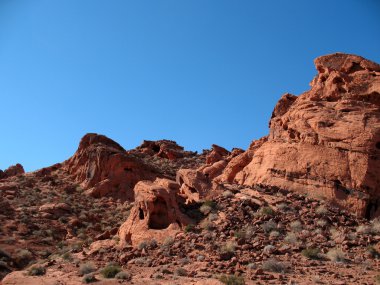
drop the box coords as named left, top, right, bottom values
left=115, top=271, right=131, bottom=280
left=259, top=207, right=275, bottom=216
left=219, top=241, right=237, bottom=260
left=200, top=205, right=212, bottom=215
left=222, top=190, right=234, bottom=198
left=290, top=220, right=303, bottom=232
left=316, top=219, right=328, bottom=227
left=200, top=219, right=214, bottom=231
left=262, top=259, right=287, bottom=273
left=174, top=267, right=187, bottom=276
left=367, top=246, right=380, bottom=259
left=202, top=200, right=217, bottom=208
left=82, top=273, right=96, bottom=283
left=14, top=249, right=33, bottom=267
left=184, top=224, right=195, bottom=233
left=276, top=203, right=289, bottom=211
left=357, top=225, right=372, bottom=235
left=162, top=237, right=174, bottom=248
left=27, top=265, right=46, bottom=276
left=327, top=248, right=346, bottom=263
left=269, top=231, right=280, bottom=239
left=100, top=264, right=121, bottom=278
left=302, top=248, right=321, bottom=260
left=234, top=230, right=247, bottom=239
left=316, top=205, right=328, bottom=215
left=61, top=252, right=73, bottom=261
left=329, top=228, right=342, bottom=239
left=208, top=213, right=218, bottom=221
left=79, top=262, right=96, bottom=276
left=218, top=274, right=245, bottom=285
left=262, top=221, right=277, bottom=233
left=138, top=241, right=149, bottom=250
left=263, top=245, right=275, bottom=255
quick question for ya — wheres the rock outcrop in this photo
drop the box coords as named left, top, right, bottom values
left=217, top=53, right=380, bottom=218
left=137, top=139, right=197, bottom=160
left=118, top=178, right=191, bottom=246
left=0, top=164, right=25, bottom=179
left=63, top=133, right=159, bottom=201
left=176, top=169, right=211, bottom=202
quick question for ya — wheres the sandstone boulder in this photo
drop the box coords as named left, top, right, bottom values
left=118, top=178, right=191, bottom=246
left=63, top=133, right=158, bottom=201
left=217, top=53, right=380, bottom=218
left=176, top=169, right=211, bottom=202
left=39, top=202, right=71, bottom=217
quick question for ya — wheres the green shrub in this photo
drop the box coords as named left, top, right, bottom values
left=115, top=271, right=131, bottom=280
left=367, top=246, right=380, bottom=259
left=262, top=259, right=287, bottom=273
left=219, top=242, right=237, bottom=260
left=262, top=221, right=277, bottom=233
left=100, top=264, right=121, bottom=278
left=174, top=267, right=187, bottom=276
left=14, top=249, right=33, bottom=267
left=222, top=190, right=234, bottom=198
left=79, top=262, right=96, bottom=276
left=28, top=265, right=46, bottom=276
left=301, top=248, right=320, bottom=260
left=259, top=207, right=275, bottom=216
left=202, top=200, right=217, bottom=209
left=327, top=248, right=346, bottom=263
left=234, top=230, right=247, bottom=239
left=200, top=205, right=212, bottom=215
left=218, top=274, right=245, bottom=285
left=61, top=252, right=73, bottom=261
left=184, top=224, right=195, bottom=233
left=82, top=273, right=96, bottom=283
left=316, top=205, right=329, bottom=215
left=290, top=220, right=303, bottom=232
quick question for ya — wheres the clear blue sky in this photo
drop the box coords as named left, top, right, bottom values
left=1, top=0, right=379, bottom=171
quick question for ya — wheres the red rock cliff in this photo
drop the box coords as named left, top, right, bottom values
left=217, top=53, right=380, bottom=218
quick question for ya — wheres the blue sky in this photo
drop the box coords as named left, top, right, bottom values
left=1, top=0, right=379, bottom=171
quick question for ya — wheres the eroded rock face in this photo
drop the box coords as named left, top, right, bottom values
left=218, top=53, right=380, bottom=218
left=63, top=133, right=158, bottom=200
left=118, top=178, right=191, bottom=246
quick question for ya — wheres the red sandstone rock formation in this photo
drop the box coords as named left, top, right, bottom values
left=176, top=169, right=211, bottom=202
left=217, top=53, right=380, bottom=218
left=206, top=144, right=230, bottom=165
left=0, top=164, right=24, bottom=179
left=136, top=139, right=196, bottom=160
left=63, top=133, right=158, bottom=200
left=118, top=178, right=191, bottom=246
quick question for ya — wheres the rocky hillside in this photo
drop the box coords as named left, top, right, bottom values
left=1, top=53, right=380, bottom=285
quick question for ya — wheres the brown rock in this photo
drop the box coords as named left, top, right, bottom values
left=118, top=178, right=192, bottom=246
